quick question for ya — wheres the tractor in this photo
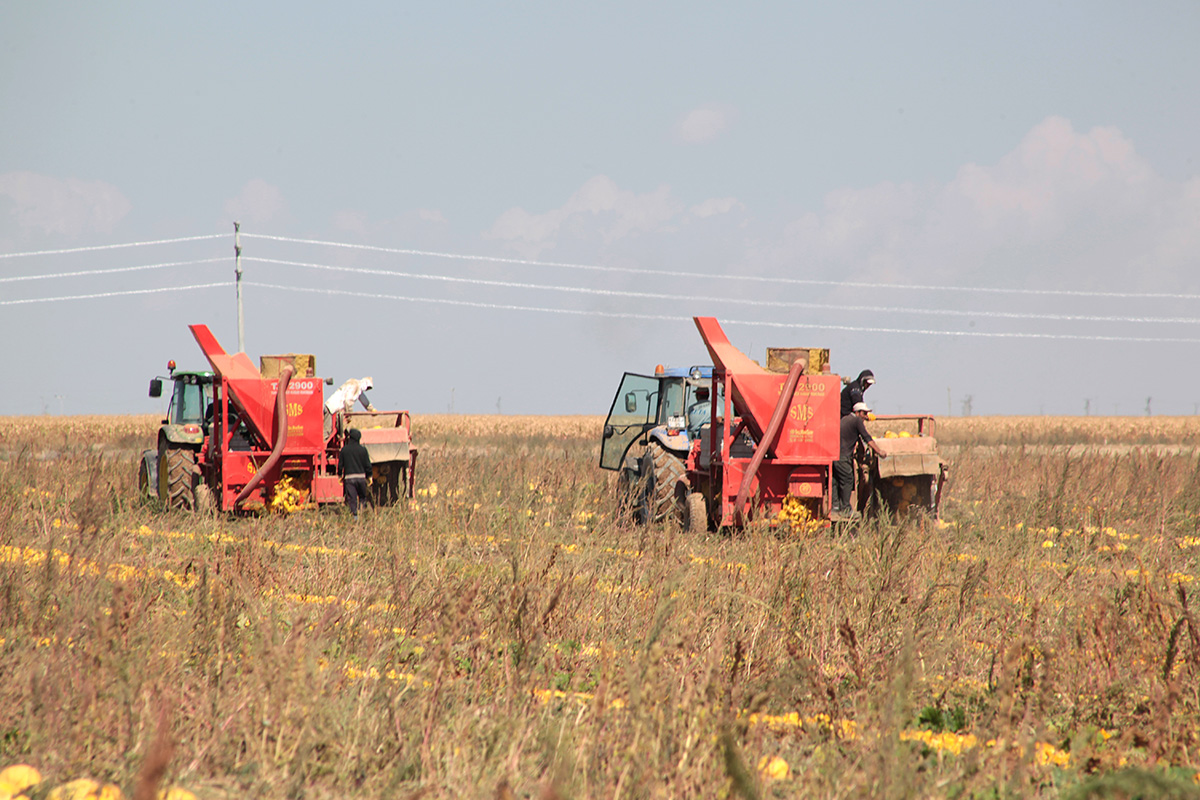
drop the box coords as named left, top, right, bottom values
left=139, top=324, right=416, bottom=513
left=600, top=317, right=947, bottom=531
left=599, top=364, right=712, bottom=523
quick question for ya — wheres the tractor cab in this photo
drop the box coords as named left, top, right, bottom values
left=600, top=366, right=715, bottom=472
left=150, top=370, right=214, bottom=427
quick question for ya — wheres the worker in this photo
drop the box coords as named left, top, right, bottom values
left=833, top=401, right=887, bottom=516
left=324, top=376, right=376, bottom=439
left=840, top=370, right=875, bottom=417
left=326, top=376, right=376, bottom=415
left=687, top=386, right=711, bottom=438
left=339, top=428, right=372, bottom=520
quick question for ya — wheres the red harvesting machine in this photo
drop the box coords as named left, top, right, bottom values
left=685, top=316, right=841, bottom=528
left=187, top=324, right=338, bottom=512
left=600, top=316, right=947, bottom=532
left=139, top=324, right=416, bottom=513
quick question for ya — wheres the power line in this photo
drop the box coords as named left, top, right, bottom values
left=241, top=232, right=1200, bottom=301
left=242, top=255, right=1200, bottom=326
left=245, top=281, right=1200, bottom=344
left=0, top=282, right=227, bottom=306
left=0, top=233, right=225, bottom=260
left=0, top=256, right=227, bottom=284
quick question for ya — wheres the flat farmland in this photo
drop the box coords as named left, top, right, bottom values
left=2, top=415, right=1199, bottom=799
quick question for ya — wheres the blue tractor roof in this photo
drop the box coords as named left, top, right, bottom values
left=657, top=365, right=713, bottom=378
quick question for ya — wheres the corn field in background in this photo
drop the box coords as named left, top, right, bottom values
left=1, top=414, right=1199, bottom=799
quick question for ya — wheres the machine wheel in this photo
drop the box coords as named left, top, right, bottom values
left=370, top=462, right=405, bottom=506
left=684, top=492, right=708, bottom=533
left=193, top=482, right=215, bottom=514
left=641, top=442, right=686, bottom=524
left=674, top=484, right=708, bottom=533
left=160, top=445, right=198, bottom=511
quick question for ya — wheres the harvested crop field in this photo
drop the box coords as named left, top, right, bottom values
left=2, top=415, right=1199, bottom=798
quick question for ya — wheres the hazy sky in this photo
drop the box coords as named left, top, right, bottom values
left=2, top=2, right=1199, bottom=418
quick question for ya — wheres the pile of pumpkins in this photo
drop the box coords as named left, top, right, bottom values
left=0, top=765, right=195, bottom=800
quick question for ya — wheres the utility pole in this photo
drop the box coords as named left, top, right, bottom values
left=235, top=221, right=245, bottom=353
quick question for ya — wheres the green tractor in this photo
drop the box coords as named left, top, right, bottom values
left=138, top=362, right=215, bottom=510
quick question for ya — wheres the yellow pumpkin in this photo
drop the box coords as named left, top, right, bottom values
left=0, top=765, right=43, bottom=798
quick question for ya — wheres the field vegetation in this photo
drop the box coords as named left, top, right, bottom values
left=1, top=414, right=1199, bottom=798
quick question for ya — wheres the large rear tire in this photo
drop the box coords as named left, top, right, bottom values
left=641, top=442, right=686, bottom=524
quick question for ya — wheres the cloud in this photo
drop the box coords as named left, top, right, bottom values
left=223, top=179, right=286, bottom=228
left=486, top=176, right=685, bottom=256
left=690, top=197, right=743, bottom=218
left=484, top=116, right=1195, bottom=296
left=0, top=171, right=131, bottom=237
left=759, top=116, right=1194, bottom=290
left=332, top=209, right=369, bottom=236
left=675, top=104, right=736, bottom=144
left=330, top=207, right=450, bottom=241
left=486, top=177, right=749, bottom=258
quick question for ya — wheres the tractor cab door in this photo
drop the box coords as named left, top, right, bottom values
left=600, top=373, right=663, bottom=470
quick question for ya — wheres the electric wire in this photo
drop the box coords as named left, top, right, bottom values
left=4, top=229, right=1194, bottom=339
left=0, top=256, right=227, bottom=283
left=0, top=282, right=227, bottom=306
left=245, top=281, right=1200, bottom=344
left=0, top=233, right=225, bottom=260
left=241, top=232, right=1200, bottom=301
left=241, top=255, right=1200, bottom=326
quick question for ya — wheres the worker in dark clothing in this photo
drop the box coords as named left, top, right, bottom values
left=339, top=428, right=372, bottom=519
left=833, top=401, right=887, bottom=516
left=840, top=370, right=876, bottom=417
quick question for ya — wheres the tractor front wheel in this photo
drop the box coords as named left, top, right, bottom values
left=616, top=466, right=642, bottom=525
left=137, top=453, right=155, bottom=499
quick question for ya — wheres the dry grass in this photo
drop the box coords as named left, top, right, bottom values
left=1, top=414, right=1199, bottom=798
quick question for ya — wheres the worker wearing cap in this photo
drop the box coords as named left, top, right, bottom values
left=840, top=370, right=875, bottom=417
left=834, top=401, right=887, bottom=516
left=339, top=428, right=372, bottom=519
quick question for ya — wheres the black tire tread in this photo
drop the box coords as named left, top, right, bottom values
left=164, top=447, right=197, bottom=511
left=685, top=492, right=707, bottom=533
left=645, top=442, right=686, bottom=524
